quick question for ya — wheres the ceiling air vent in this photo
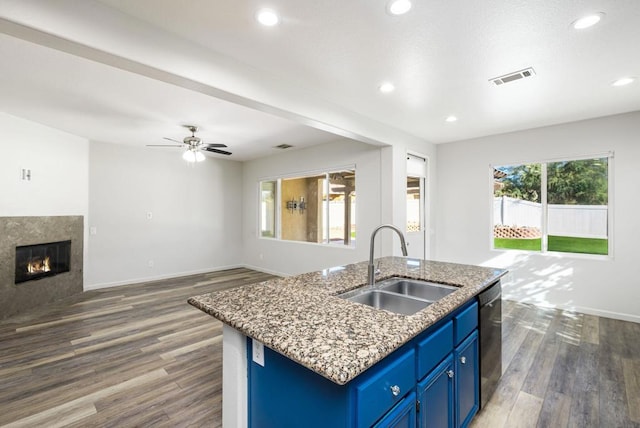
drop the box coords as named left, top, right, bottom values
left=490, top=67, right=536, bottom=86
left=274, top=144, right=293, bottom=149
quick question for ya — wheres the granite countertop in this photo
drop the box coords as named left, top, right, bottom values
left=188, top=257, right=507, bottom=385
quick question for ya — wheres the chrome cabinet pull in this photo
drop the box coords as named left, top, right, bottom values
left=390, top=385, right=401, bottom=396
left=460, top=356, right=467, bottom=364
left=447, top=370, right=454, bottom=378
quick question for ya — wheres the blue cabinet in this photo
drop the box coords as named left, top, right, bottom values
left=455, top=332, right=479, bottom=428
left=418, top=332, right=479, bottom=428
left=248, top=344, right=415, bottom=428
left=418, top=355, right=454, bottom=428
left=374, top=391, right=417, bottom=428
left=247, top=300, right=479, bottom=428
left=356, top=348, right=416, bottom=427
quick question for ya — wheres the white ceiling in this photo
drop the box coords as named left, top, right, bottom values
left=1, top=0, right=639, bottom=160
left=0, top=33, right=337, bottom=161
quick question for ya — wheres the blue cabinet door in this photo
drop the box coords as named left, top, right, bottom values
left=356, top=348, right=416, bottom=428
left=418, top=354, right=454, bottom=428
left=374, top=391, right=417, bottom=428
left=454, top=331, right=479, bottom=428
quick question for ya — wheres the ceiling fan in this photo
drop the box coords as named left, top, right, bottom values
left=147, top=125, right=232, bottom=162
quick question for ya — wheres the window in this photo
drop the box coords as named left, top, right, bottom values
left=406, top=177, right=421, bottom=232
left=259, top=168, right=356, bottom=246
left=260, top=181, right=277, bottom=238
left=493, top=155, right=611, bottom=256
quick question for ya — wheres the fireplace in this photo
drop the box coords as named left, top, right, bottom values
left=1, top=216, right=83, bottom=320
left=15, top=240, right=71, bottom=284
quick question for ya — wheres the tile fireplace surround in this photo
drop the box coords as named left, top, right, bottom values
left=0, top=216, right=83, bottom=320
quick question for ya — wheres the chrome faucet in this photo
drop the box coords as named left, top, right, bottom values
left=368, top=224, right=408, bottom=286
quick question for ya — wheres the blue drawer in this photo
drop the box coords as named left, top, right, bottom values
left=454, top=301, right=478, bottom=345
left=417, top=320, right=453, bottom=380
left=356, top=348, right=415, bottom=428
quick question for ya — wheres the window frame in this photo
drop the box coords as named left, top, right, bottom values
left=490, top=152, right=614, bottom=259
left=258, top=165, right=357, bottom=248
left=259, top=179, right=279, bottom=239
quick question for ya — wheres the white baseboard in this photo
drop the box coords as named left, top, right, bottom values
left=504, top=297, right=640, bottom=324
left=560, top=304, right=640, bottom=324
left=240, top=263, right=289, bottom=278
left=83, top=264, right=243, bottom=291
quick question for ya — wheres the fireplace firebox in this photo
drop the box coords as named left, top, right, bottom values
left=15, top=240, right=72, bottom=284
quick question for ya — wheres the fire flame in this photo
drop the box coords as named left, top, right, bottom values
left=27, top=256, right=51, bottom=274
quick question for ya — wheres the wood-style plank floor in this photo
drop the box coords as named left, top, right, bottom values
left=0, top=268, right=277, bottom=428
left=1, top=269, right=639, bottom=427
left=471, top=300, right=640, bottom=428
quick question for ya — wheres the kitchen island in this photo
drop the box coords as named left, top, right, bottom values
left=188, top=257, right=506, bottom=427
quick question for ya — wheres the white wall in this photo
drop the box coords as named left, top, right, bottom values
left=0, top=113, right=89, bottom=278
left=0, top=113, right=89, bottom=216
left=435, top=111, right=640, bottom=322
left=87, top=141, right=243, bottom=288
left=242, top=138, right=435, bottom=276
left=389, top=143, right=438, bottom=259
left=243, top=139, right=390, bottom=276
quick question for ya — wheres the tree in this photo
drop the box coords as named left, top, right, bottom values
left=495, top=158, right=608, bottom=205
left=495, top=164, right=541, bottom=202
left=547, top=158, right=608, bottom=205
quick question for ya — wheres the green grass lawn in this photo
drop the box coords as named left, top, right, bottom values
left=494, top=238, right=541, bottom=251
left=494, top=236, right=608, bottom=255
left=547, top=236, right=608, bottom=255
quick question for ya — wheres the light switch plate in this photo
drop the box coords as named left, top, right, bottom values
left=252, top=339, right=264, bottom=367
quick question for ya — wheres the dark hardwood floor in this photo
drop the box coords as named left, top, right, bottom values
left=1, top=268, right=639, bottom=427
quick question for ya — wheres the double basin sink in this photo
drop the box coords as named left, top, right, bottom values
left=338, top=277, right=458, bottom=316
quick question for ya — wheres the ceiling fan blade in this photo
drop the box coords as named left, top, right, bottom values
left=163, top=137, right=184, bottom=144
left=203, top=147, right=232, bottom=156
left=201, top=143, right=228, bottom=148
left=146, top=144, right=184, bottom=147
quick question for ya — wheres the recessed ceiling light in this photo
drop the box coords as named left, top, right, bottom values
left=445, top=115, right=458, bottom=123
left=379, top=82, right=395, bottom=93
left=572, top=12, right=605, bottom=30
left=387, top=0, right=412, bottom=16
left=612, top=77, right=636, bottom=87
left=256, top=9, right=280, bottom=26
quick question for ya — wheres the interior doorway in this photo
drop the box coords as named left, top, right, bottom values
left=406, top=154, right=427, bottom=259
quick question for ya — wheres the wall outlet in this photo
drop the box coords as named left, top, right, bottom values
left=147, top=260, right=154, bottom=268
left=252, top=339, right=265, bottom=366
left=146, top=211, right=153, bottom=220
left=89, top=226, right=97, bottom=235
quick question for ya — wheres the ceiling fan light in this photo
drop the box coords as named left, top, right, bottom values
left=182, top=150, right=205, bottom=163
left=182, top=150, right=195, bottom=162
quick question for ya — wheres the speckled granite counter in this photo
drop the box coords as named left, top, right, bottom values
left=188, top=257, right=506, bottom=385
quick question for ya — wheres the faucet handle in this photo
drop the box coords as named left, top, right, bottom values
left=375, top=261, right=381, bottom=276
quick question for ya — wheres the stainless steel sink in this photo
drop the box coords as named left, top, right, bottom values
left=341, top=289, right=432, bottom=316
left=339, top=277, right=459, bottom=315
left=376, top=277, right=457, bottom=301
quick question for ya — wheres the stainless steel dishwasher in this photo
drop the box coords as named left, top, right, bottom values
left=478, top=281, right=502, bottom=409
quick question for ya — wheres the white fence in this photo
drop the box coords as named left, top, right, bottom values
left=494, top=197, right=541, bottom=228
left=493, top=196, right=607, bottom=239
